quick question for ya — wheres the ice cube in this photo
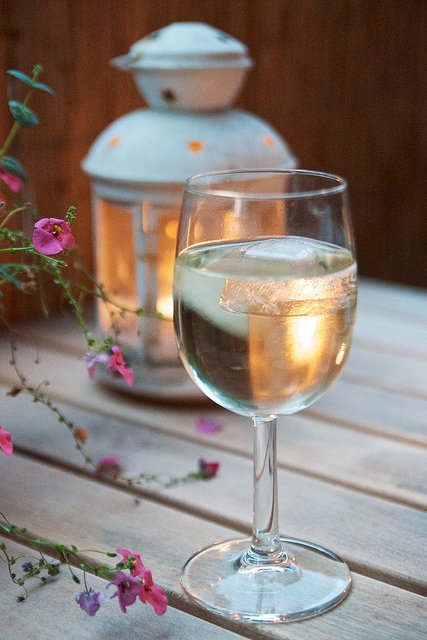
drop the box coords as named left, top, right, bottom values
left=220, top=279, right=300, bottom=316
left=220, top=272, right=355, bottom=317
left=244, top=238, right=317, bottom=265
left=221, top=280, right=275, bottom=315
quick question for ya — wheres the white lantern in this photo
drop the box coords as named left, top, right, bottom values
left=82, top=22, right=297, bottom=400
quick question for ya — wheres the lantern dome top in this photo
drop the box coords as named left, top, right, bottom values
left=82, top=108, right=297, bottom=192
left=111, top=22, right=252, bottom=70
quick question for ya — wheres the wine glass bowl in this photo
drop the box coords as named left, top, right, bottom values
left=173, top=170, right=357, bottom=622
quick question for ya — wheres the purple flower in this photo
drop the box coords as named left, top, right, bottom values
left=75, top=590, right=106, bottom=617
left=22, top=561, right=33, bottom=573
left=81, top=351, right=108, bottom=380
left=195, top=417, right=222, bottom=434
left=107, top=570, right=140, bottom=613
left=199, top=458, right=220, bottom=479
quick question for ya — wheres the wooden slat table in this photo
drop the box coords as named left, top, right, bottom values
left=0, top=278, right=426, bottom=639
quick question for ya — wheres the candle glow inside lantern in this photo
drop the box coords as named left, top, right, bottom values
left=82, top=22, right=297, bottom=400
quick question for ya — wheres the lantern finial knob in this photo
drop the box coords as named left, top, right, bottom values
left=111, top=22, right=253, bottom=111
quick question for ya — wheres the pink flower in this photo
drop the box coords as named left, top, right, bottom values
left=0, top=425, right=13, bottom=456
left=138, top=568, right=168, bottom=616
left=95, top=456, right=123, bottom=476
left=0, top=168, right=21, bottom=204
left=195, top=417, right=222, bottom=434
left=32, top=217, right=75, bottom=255
left=0, top=168, right=21, bottom=192
left=107, top=570, right=140, bottom=613
left=108, top=346, right=133, bottom=386
left=81, top=351, right=108, bottom=380
left=116, top=548, right=146, bottom=578
left=199, top=458, right=220, bottom=479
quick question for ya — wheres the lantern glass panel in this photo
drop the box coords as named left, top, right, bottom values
left=140, top=202, right=180, bottom=364
left=95, top=199, right=139, bottom=344
left=94, top=196, right=180, bottom=365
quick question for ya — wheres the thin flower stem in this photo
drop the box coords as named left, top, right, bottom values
left=0, top=121, right=21, bottom=159
left=0, top=543, right=30, bottom=600
left=77, top=283, right=167, bottom=320
left=0, top=206, right=27, bottom=229
left=0, top=245, right=34, bottom=253
left=83, top=570, right=89, bottom=593
left=9, top=344, right=94, bottom=468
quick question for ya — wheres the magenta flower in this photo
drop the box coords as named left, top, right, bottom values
left=107, top=570, right=140, bottom=613
left=32, top=217, right=75, bottom=255
left=199, top=458, right=220, bottom=479
left=116, top=548, right=146, bottom=578
left=95, top=456, right=123, bottom=477
left=0, top=425, right=13, bottom=456
left=195, top=417, right=222, bottom=434
left=75, top=590, right=106, bottom=617
left=0, top=168, right=21, bottom=204
left=138, top=568, right=168, bottom=616
left=81, top=351, right=108, bottom=380
left=107, top=346, right=133, bottom=386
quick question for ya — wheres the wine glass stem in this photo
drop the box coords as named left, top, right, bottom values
left=249, top=416, right=285, bottom=562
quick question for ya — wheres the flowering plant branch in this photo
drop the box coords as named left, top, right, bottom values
left=0, top=66, right=163, bottom=368
left=0, top=66, right=220, bottom=617
left=0, top=512, right=167, bottom=617
left=8, top=342, right=217, bottom=486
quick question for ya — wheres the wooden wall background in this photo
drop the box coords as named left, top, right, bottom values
left=0, top=0, right=426, bottom=323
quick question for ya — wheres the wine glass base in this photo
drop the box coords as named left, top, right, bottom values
left=181, top=537, right=351, bottom=623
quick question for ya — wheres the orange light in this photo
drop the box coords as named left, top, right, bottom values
left=187, top=139, right=204, bottom=153
left=335, top=344, right=346, bottom=366
left=262, top=134, right=275, bottom=148
left=157, top=294, right=173, bottom=319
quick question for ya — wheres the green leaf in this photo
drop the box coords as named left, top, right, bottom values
left=32, top=81, right=54, bottom=95
left=8, top=101, right=38, bottom=128
left=7, top=70, right=33, bottom=86
left=0, top=266, right=23, bottom=291
left=0, top=156, right=28, bottom=182
left=7, top=69, right=53, bottom=94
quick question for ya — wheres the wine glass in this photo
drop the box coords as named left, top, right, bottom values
left=173, top=170, right=357, bottom=622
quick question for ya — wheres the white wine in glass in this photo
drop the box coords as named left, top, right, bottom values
left=173, top=170, right=357, bottom=622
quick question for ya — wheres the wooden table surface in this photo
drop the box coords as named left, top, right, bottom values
left=0, top=278, right=426, bottom=639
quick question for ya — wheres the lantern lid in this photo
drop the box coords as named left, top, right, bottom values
left=111, top=22, right=252, bottom=70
